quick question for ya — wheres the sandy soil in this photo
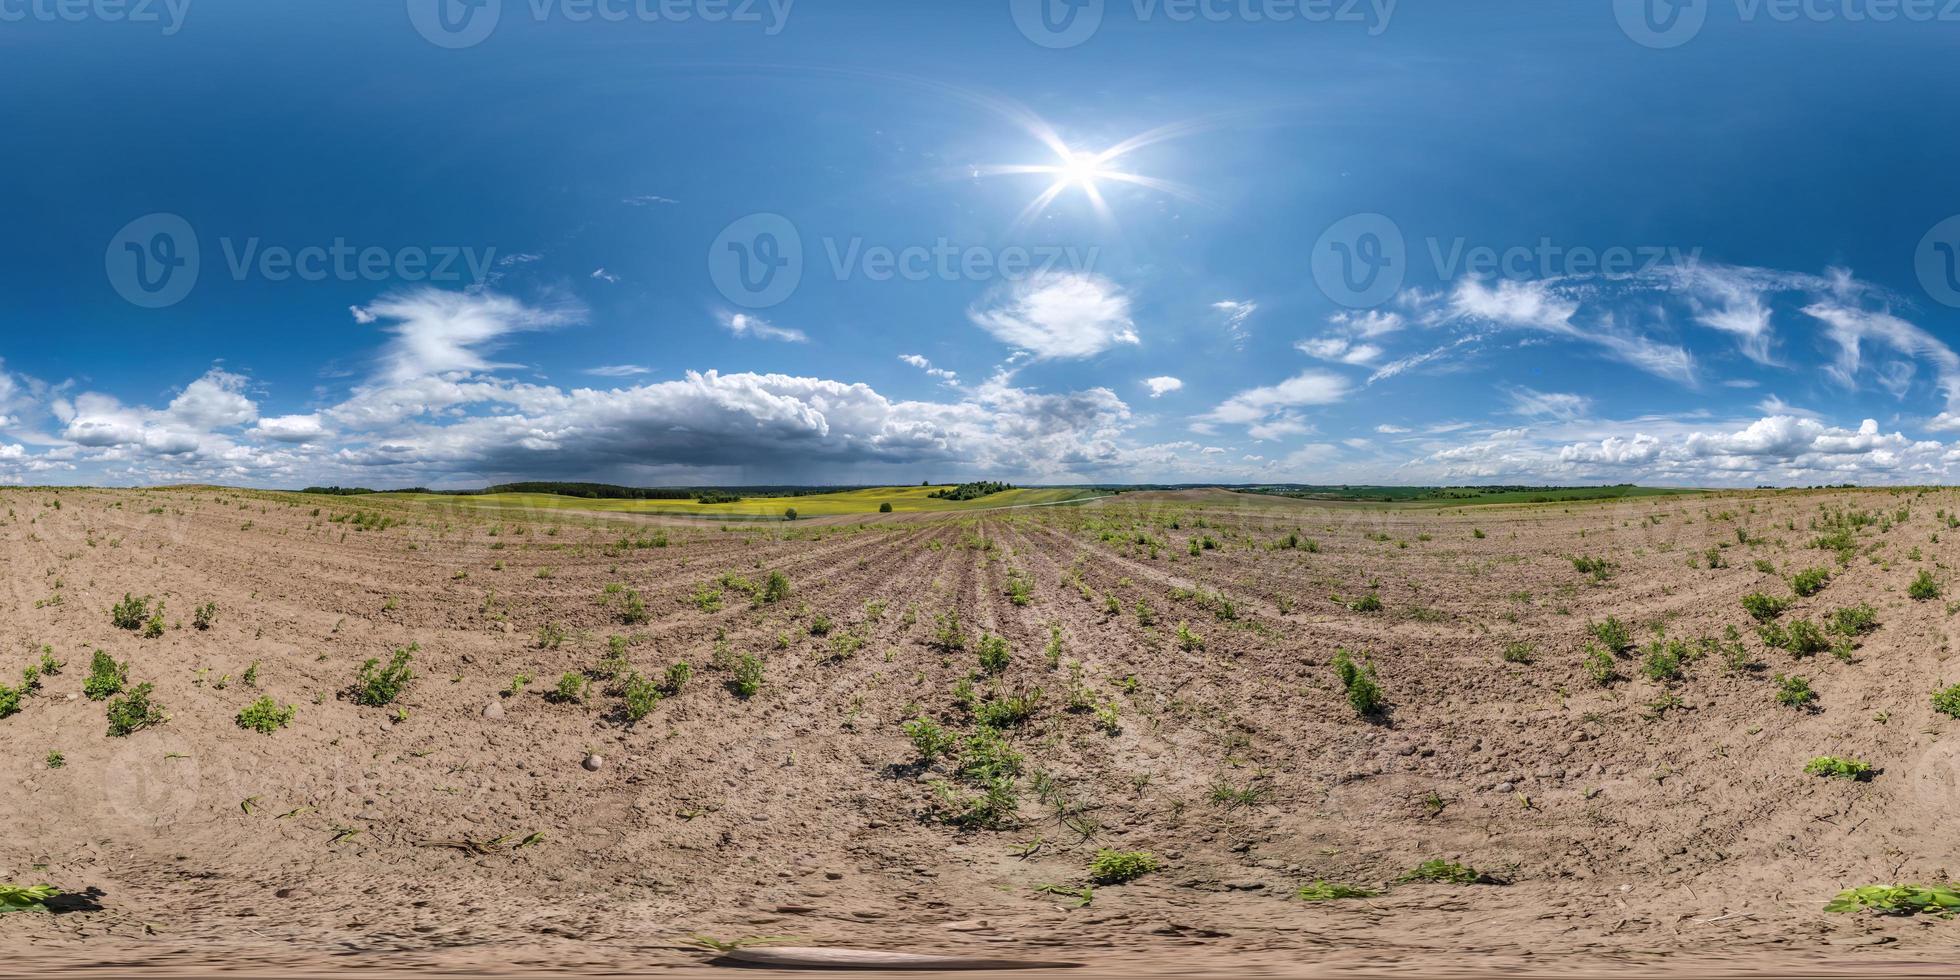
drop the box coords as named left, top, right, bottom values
left=3, top=485, right=1958, bottom=976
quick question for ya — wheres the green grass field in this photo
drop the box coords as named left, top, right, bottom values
left=373, top=485, right=1108, bottom=519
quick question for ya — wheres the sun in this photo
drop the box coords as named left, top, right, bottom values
left=1056, top=149, right=1111, bottom=189
left=973, top=119, right=1200, bottom=230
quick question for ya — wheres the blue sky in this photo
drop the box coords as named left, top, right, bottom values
left=4, top=0, right=1960, bottom=488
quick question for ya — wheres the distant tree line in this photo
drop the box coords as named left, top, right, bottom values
left=929, top=481, right=1014, bottom=501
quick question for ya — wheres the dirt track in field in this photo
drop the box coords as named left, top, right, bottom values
left=3, top=485, right=1959, bottom=976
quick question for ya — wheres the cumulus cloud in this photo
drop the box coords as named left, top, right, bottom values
left=899, top=354, right=958, bottom=382
left=253, top=414, right=327, bottom=443
left=54, top=368, right=258, bottom=457
left=1417, top=414, right=1945, bottom=487
left=721, top=312, right=808, bottom=343
left=1199, top=370, right=1348, bottom=441
left=1143, top=376, right=1183, bottom=398
left=970, top=273, right=1138, bottom=359
left=1296, top=336, right=1384, bottom=365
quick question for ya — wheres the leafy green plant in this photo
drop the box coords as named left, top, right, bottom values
left=192, top=602, right=218, bottom=630
left=1087, top=849, right=1159, bottom=884
left=1741, top=592, right=1790, bottom=622
left=351, top=645, right=415, bottom=706
left=1399, top=859, right=1482, bottom=884
left=1332, top=648, right=1384, bottom=717
left=0, top=884, right=59, bottom=913
left=1825, top=883, right=1960, bottom=915
left=552, top=671, right=588, bottom=704
left=903, top=716, right=957, bottom=764
left=1827, top=603, right=1879, bottom=637
left=1909, top=569, right=1942, bottom=601
left=621, top=672, right=660, bottom=722
left=1348, top=592, right=1383, bottom=613
left=110, top=593, right=150, bottom=630
left=663, top=660, right=692, bottom=694
left=730, top=654, right=765, bottom=698
left=1582, top=643, right=1615, bottom=686
left=931, top=609, right=967, bottom=651
left=1804, top=756, right=1873, bottom=780
left=1789, top=567, right=1831, bottom=597
left=82, top=650, right=126, bottom=701
left=977, top=633, right=1010, bottom=675
left=1641, top=638, right=1684, bottom=682
left=105, top=682, right=167, bottom=736
left=1297, top=881, right=1378, bottom=901
left=1774, top=673, right=1817, bottom=710
left=1175, top=621, right=1203, bottom=652
left=1500, top=641, right=1533, bottom=665
left=1932, top=683, right=1960, bottom=719
left=1588, top=617, right=1633, bottom=653
left=236, top=696, right=296, bottom=734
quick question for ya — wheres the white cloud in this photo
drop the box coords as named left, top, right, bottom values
left=1296, top=336, right=1383, bottom=365
left=585, top=364, right=652, bottom=378
left=1449, top=278, right=1695, bottom=384
left=253, top=414, right=326, bottom=443
left=366, top=287, right=585, bottom=382
left=721, top=312, right=808, bottom=343
left=1805, top=302, right=1960, bottom=411
left=1503, top=386, right=1591, bottom=420
left=1416, top=413, right=1945, bottom=487
left=56, top=368, right=259, bottom=458
left=1375, top=424, right=1410, bottom=434
left=970, top=273, right=1139, bottom=359
left=622, top=195, right=677, bottom=206
left=1756, top=394, right=1820, bottom=419
left=1213, top=300, right=1256, bottom=348
left=1327, top=309, right=1405, bottom=337
left=590, top=267, right=620, bottom=283
left=1143, top=376, right=1183, bottom=398
left=899, top=354, right=958, bottom=382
